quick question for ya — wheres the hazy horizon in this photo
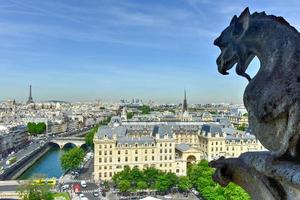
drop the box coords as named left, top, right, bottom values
left=0, top=86, right=243, bottom=105
left=1, top=0, right=299, bottom=103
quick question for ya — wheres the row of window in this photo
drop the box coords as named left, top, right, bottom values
left=99, top=148, right=173, bottom=156
left=99, top=171, right=114, bottom=178
left=225, top=140, right=257, bottom=144
left=118, top=143, right=155, bottom=148
left=99, top=157, right=113, bottom=163
left=99, top=144, right=113, bottom=149
left=177, top=139, right=195, bottom=143
left=98, top=168, right=174, bottom=179
left=211, top=141, right=223, bottom=145
left=211, top=145, right=264, bottom=153
left=98, top=142, right=174, bottom=149
left=211, top=147, right=223, bottom=152
left=98, top=155, right=173, bottom=163
left=99, top=150, right=112, bottom=156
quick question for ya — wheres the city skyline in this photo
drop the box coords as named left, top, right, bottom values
left=1, top=1, right=300, bottom=103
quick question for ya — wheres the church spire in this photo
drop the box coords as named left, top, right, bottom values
left=182, top=89, right=188, bottom=112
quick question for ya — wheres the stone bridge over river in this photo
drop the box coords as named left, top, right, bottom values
left=50, top=137, right=86, bottom=149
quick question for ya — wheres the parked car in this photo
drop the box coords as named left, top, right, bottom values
left=191, top=188, right=199, bottom=196
left=61, top=184, right=69, bottom=190
left=81, top=180, right=87, bottom=188
left=79, top=193, right=85, bottom=198
left=93, top=191, right=99, bottom=197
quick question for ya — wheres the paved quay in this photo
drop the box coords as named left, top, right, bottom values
left=0, top=140, right=44, bottom=170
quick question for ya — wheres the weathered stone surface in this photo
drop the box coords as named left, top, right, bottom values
left=210, top=152, right=300, bottom=200
left=214, top=7, right=300, bottom=158
left=211, top=7, right=300, bottom=199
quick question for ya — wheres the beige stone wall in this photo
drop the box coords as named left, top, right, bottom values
left=225, top=139, right=265, bottom=158
left=94, top=127, right=265, bottom=181
left=175, top=133, right=199, bottom=146
left=94, top=138, right=178, bottom=181
left=226, top=116, right=249, bottom=127
left=198, top=133, right=265, bottom=161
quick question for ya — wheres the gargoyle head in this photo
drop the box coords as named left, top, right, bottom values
left=214, top=7, right=255, bottom=81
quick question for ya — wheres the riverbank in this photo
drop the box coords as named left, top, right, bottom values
left=19, top=145, right=67, bottom=179
left=13, top=145, right=52, bottom=179
left=0, top=143, right=51, bottom=180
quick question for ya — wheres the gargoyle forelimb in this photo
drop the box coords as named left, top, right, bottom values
left=209, top=156, right=285, bottom=200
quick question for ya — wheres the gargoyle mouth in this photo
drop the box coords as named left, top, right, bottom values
left=217, top=55, right=238, bottom=75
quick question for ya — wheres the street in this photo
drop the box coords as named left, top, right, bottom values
left=0, top=140, right=44, bottom=171
left=61, top=181, right=102, bottom=200
left=79, top=157, right=94, bottom=180
left=0, top=126, right=94, bottom=178
left=0, top=182, right=19, bottom=192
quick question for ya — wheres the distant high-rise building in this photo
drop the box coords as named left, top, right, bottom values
left=26, top=85, right=34, bottom=104
left=182, top=89, right=188, bottom=112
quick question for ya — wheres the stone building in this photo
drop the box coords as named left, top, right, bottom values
left=225, top=115, right=248, bottom=127
left=94, top=117, right=203, bottom=181
left=198, top=124, right=265, bottom=161
left=0, top=125, right=28, bottom=158
left=93, top=117, right=265, bottom=181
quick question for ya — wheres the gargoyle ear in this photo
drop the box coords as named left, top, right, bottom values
left=230, top=15, right=238, bottom=26
left=233, top=7, right=250, bottom=37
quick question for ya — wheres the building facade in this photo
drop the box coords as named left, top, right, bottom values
left=198, top=124, right=265, bottom=161
left=0, top=125, right=28, bottom=158
left=226, top=115, right=248, bottom=127
left=93, top=117, right=265, bottom=181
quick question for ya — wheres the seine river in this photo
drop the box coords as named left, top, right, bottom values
left=19, top=146, right=68, bottom=179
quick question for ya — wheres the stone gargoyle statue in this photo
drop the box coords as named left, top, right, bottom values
left=211, top=7, right=300, bottom=200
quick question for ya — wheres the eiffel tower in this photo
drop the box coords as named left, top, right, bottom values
left=26, top=85, right=34, bottom=104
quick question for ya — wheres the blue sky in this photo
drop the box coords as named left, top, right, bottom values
left=0, top=0, right=299, bottom=103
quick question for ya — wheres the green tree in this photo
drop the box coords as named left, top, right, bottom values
left=103, top=180, right=110, bottom=190
left=27, top=122, right=35, bottom=135
left=118, top=180, right=131, bottom=193
left=138, top=105, right=151, bottom=114
left=237, top=123, right=247, bottom=131
left=27, top=122, right=46, bottom=135
left=85, top=131, right=95, bottom=149
left=36, top=122, right=47, bottom=134
left=100, top=116, right=112, bottom=125
left=166, top=172, right=178, bottom=187
left=127, top=112, right=134, bottom=119
left=224, top=183, right=250, bottom=200
left=130, top=166, right=143, bottom=185
left=112, top=166, right=184, bottom=194
left=187, top=160, right=250, bottom=200
left=143, top=167, right=161, bottom=188
left=137, top=181, right=147, bottom=190
left=84, top=125, right=99, bottom=149
left=60, top=147, right=84, bottom=170
left=17, top=181, right=53, bottom=200
left=177, top=176, right=192, bottom=192
left=154, top=174, right=172, bottom=193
